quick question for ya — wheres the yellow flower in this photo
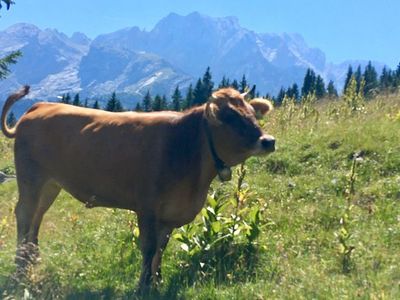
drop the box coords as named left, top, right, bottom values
left=395, top=111, right=400, bottom=121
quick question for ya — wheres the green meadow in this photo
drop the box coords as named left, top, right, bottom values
left=1, top=95, right=399, bottom=299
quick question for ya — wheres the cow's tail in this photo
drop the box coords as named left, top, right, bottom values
left=1, top=85, right=30, bottom=138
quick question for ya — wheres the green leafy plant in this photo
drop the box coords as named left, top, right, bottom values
left=173, top=163, right=263, bottom=284
left=342, top=76, right=365, bottom=115
left=0, top=216, right=9, bottom=250
left=300, top=92, right=319, bottom=122
left=277, top=95, right=297, bottom=130
left=335, top=154, right=359, bottom=273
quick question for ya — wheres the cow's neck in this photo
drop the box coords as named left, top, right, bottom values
left=178, top=106, right=221, bottom=184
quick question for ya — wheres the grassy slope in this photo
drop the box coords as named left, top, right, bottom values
left=0, top=95, right=399, bottom=299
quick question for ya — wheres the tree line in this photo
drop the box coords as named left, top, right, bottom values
left=56, top=67, right=258, bottom=112
left=272, top=61, right=400, bottom=105
left=7, top=62, right=399, bottom=127
left=342, top=62, right=400, bottom=98
left=58, top=61, right=400, bottom=114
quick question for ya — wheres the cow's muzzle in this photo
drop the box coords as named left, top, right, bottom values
left=259, top=135, right=275, bottom=153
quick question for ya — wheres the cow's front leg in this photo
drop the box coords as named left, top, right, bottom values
left=137, top=214, right=158, bottom=293
left=151, top=225, right=172, bottom=284
left=137, top=215, right=173, bottom=292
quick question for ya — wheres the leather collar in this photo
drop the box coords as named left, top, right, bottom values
left=202, top=117, right=232, bottom=181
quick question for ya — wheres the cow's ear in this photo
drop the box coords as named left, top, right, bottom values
left=249, top=98, right=273, bottom=118
left=205, top=102, right=222, bottom=125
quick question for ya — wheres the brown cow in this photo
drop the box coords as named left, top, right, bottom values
left=1, top=86, right=275, bottom=291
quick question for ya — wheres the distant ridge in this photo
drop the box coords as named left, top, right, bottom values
left=0, top=12, right=386, bottom=107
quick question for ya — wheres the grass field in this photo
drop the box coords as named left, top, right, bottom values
left=0, top=95, right=399, bottom=299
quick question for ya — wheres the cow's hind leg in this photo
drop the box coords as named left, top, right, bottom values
left=15, top=180, right=42, bottom=269
left=29, top=180, right=61, bottom=259
left=15, top=177, right=60, bottom=270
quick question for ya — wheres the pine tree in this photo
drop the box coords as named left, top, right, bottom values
left=72, top=93, right=81, bottom=106
left=231, top=79, right=239, bottom=90
left=396, top=63, right=400, bottom=81
left=301, top=68, right=316, bottom=97
left=327, top=80, right=338, bottom=99
left=0, top=2, right=20, bottom=80
left=184, top=84, right=194, bottom=109
left=0, top=0, right=13, bottom=11
left=286, top=86, right=293, bottom=99
left=142, top=90, right=153, bottom=112
left=363, top=61, right=378, bottom=98
left=218, top=76, right=230, bottom=88
left=291, top=83, right=300, bottom=100
left=343, top=65, right=353, bottom=93
left=392, top=63, right=400, bottom=91
left=249, top=84, right=256, bottom=99
left=193, top=78, right=204, bottom=106
left=185, top=69, right=215, bottom=108
left=171, top=85, right=183, bottom=111
left=390, top=70, right=398, bottom=92
left=354, top=65, right=362, bottom=93
left=134, top=102, right=143, bottom=112
left=105, top=92, right=123, bottom=112
left=6, top=111, right=16, bottom=127
left=239, top=74, right=248, bottom=93
left=276, top=87, right=286, bottom=105
left=286, top=84, right=299, bottom=100
left=61, top=93, right=71, bottom=104
left=0, top=50, right=21, bottom=80
left=161, top=95, right=168, bottom=110
left=152, top=94, right=163, bottom=111
left=315, top=75, right=326, bottom=99
left=83, top=98, right=88, bottom=108
left=92, top=100, right=100, bottom=109
left=202, top=67, right=214, bottom=102
left=379, top=66, right=392, bottom=93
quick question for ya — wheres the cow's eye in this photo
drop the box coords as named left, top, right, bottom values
left=219, top=108, right=259, bottom=141
left=219, top=108, right=245, bottom=128
left=220, top=109, right=254, bottom=135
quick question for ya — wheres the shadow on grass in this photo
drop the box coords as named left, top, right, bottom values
left=1, top=275, right=136, bottom=300
left=65, top=288, right=136, bottom=300
left=1, top=271, right=67, bottom=300
left=160, top=243, right=262, bottom=300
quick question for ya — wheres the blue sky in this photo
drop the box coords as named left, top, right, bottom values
left=1, top=0, right=399, bottom=67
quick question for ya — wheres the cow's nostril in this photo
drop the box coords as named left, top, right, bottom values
left=261, top=136, right=275, bottom=151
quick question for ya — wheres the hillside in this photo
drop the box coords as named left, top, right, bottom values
left=0, top=95, right=399, bottom=299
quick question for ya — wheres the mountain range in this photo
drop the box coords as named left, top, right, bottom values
left=0, top=12, right=386, bottom=109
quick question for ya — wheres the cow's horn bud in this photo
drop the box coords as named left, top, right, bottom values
left=240, top=90, right=249, bottom=98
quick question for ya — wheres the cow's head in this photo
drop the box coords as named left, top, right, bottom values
left=204, top=88, right=275, bottom=170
